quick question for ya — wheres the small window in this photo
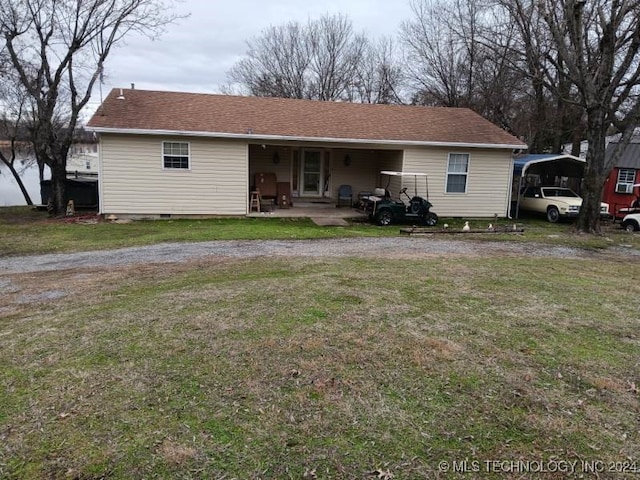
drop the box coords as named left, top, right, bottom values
left=616, top=168, right=636, bottom=193
left=446, top=153, right=469, bottom=193
left=163, top=141, right=190, bottom=169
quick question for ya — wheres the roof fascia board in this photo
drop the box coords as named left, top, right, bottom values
left=88, top=126, right=527, bottom=150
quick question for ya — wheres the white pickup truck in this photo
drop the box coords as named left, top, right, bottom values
left=622, top=213, right=640, bottom=232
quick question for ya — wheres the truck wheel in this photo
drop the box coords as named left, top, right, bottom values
left=376, top=209, right=393, bottom=226
left=623, top=220, right=638, bottom=232
left=423, top=212, right=438, bottom=226
left=546, top=206, right=560, bottom=223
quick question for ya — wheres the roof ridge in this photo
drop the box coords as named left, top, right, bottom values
left=106, top=88, right=475, bottom=112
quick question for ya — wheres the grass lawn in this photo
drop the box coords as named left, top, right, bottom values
left=0, top=207, right=395, bottom=257
left=1, top=254, right=639, bottom=478
left=0, top=206, right=639, bottom=256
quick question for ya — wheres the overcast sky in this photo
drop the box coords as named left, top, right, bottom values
left=85, top=0, right=413, bottom=114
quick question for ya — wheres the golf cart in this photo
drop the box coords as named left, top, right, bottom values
left=359, top=171, right=438, bottom=226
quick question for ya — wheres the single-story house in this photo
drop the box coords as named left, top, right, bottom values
left=602, top=140, right=640, bottom=218
left=86, top=89, right=527, bottom=218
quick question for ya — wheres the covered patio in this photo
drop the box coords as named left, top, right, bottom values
left=248, top=143, right=403, bottom=212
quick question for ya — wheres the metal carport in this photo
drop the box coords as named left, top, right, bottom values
left=513, top=154, right=585, bottom=219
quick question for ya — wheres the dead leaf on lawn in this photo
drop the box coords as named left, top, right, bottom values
left=589, top=376, right=627, bottom=393
left=158, top=439, right=198, bottom=465
left=303, top=467, right=317, bottom=479
left=370, top=467, right=394, bottom=479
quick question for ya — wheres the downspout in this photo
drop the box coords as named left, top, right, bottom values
left=245, top=143, right=250, bottom=215
left=506, top=150, right=517, bottom=219
left=97, top=133, right=104, bottom=215
left=515, top=172, right=523, bottom=220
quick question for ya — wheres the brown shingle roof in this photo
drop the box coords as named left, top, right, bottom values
left=87, top=89, right=526, bottom=148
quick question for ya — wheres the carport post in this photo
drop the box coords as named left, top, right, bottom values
left=515, top=173, right=524, bottom=220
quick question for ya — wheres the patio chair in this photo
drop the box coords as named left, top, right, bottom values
left=252, top=188, right=274, bottom=212
left=337, top=184, right=353, bottom=207
left=254, top=172, right=277, bottom=200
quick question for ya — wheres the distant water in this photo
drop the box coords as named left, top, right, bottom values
left=0, top=160, right=51, bottom=206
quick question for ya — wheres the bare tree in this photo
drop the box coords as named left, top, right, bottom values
left=307, top=14, right=366, bottom=101
left=228, top=14, right=404, bottom=103
left=401, top=0, right=529, bottom=137
left=501, top=0, right=640, bottom=233
left=401, top=0, right=486, bottom=108
left=349, top=37, right=405, bottom=104
left=0, top=0, right=180, bottom=215
left=489, top=0, right=584, bottom=154
left=0, top=77, right=34, bottom=205
left=401, top=0, right=593, bottom=156
left=229, top=21, right=312, bottom=99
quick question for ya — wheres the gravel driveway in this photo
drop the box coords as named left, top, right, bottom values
left=1, top=237, right=636, bottom=275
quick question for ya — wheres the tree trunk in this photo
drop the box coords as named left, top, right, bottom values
left=576, top=113, right=608, bottom=234
left=1, top=159, right=34, bottom=205
left=38, top=159, right=45, bottom=182
left=529, top=76, right=547, bottom=153
left=576, top=167, right=606, bottom=233
left=49, top=159, right=67, bottom=216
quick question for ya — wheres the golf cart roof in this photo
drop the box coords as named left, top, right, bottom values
left=380, top=170, right=428, bottom=177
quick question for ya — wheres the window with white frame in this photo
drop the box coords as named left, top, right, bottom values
left=446, top=153, right=469, bottom=193
left=616, top=168, right=636, bottom=193
left=162, top=141, right=190, bottom=169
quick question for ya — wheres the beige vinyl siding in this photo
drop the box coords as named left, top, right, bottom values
left=100, top=134, right=247, bottom=215
left=248, top=144, right=292, bottom=184
left=328, top=149, right=403, bottom=199
left=328, top=149, right=376, bottom=200
left=403, top=147, right=513, bottom=217
left=373, top=150, right=404, bottom=197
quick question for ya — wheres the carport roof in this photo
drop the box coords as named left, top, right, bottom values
left=513, top=154, right=585, bottom=177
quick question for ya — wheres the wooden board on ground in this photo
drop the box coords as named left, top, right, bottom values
left=400, top=226, right=525, bottom=235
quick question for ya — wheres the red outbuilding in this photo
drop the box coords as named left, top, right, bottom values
left=603, top=141, right=640, bottom=219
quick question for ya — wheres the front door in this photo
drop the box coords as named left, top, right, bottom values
left=301, top=150, right=323, bottom=196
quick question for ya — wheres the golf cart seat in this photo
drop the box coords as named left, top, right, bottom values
left=373, top=187, right=390, bottom=199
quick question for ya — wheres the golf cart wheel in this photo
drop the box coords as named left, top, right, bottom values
left=546, top=206, right=560, bottom=223
left=623, top=220, right=639, bottom=232
left=423, top=211, right=438, bottom=226
left=376, top=209, right=393, bottom=226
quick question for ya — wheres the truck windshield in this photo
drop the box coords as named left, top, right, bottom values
left=541, top=188, right=578, bottom=198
